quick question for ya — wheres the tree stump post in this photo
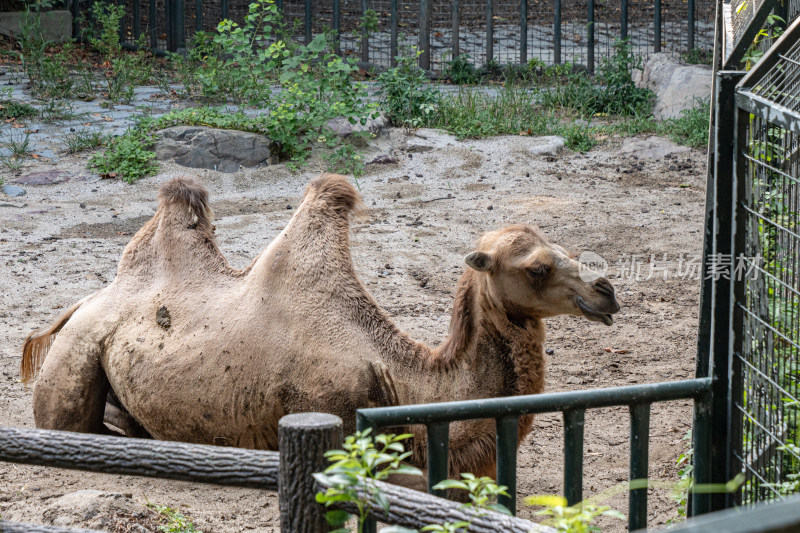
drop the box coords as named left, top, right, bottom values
left=279, top=413, right=343, bottom=533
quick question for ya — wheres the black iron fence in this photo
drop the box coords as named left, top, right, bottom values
left=102, top=0, right=716, bottom=72
left=703, top=0, right=800, bottom=512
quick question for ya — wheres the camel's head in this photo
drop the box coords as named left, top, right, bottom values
left=465, top=225, right=620, bottom=325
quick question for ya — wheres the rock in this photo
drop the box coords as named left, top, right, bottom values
left=619, top=136, right=691, bottom=159
left=327, top=114, right=389, bottom=147
left=155, top=126, right=272, bottom=173
left=42, top=490, right=154, bottom=531
left=0, top=10, right=72, bottom=42
left=405, top=129, right=458, bottom=152
left=634, top=53, right=712, bottom=120
left=368, top=154, right=398, bottom=165
left=529, top=136, right=566, bottom=156
left=16, top=170, right=71, bottom=186
left=1, top=184, right=26, bottom=197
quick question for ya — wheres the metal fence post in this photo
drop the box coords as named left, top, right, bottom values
left=496, top=415, right=519, bottom=515
left=587, top=0, right=594, bottom=74
left=554, top=0, right=561, bottom=63
left=688, top=0, right=695, bottom=51
left=451, top=0, right=459, bottom=62
left=563, top=409, right=585, bottom=506
left=654, top=0, right=662, bottom=53
left=707, top=69, right=747, bottom=512
left=629, top=403, right=651, bottom=531
left=279, top=413, right=343, bottom=533
left=134, top=0, right=141, bottom=41
left=304, top=0, right=312, bottom=44
left=222, top=0, right=228, bottom=21
left=520, top=0, right=527, bottom=64
left=427, top=422, right=449, bottom=496
left=149, top=0, right=157, bottom=49
left=486, top=0, right=494, bottom=64
left=621, top=0, right=628, bottom=41
left=391, top=0, right=399, bottom=66
left=361, top=0, right=369, bottom=63
left=334, top=0, right=341, bottom=55
left=194, top=0, right=201, bottom=33
left=419, top=0, right=431, bottom=69
left=174, top=0, right=185, bottom=50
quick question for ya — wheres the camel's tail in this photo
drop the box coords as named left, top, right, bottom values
left=20, top=296, right=91, bottom=383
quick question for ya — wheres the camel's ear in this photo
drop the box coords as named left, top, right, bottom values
left=465, top=251, right=494, bottom=272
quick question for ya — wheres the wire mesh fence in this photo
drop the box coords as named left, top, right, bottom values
left=732, top=28, right=800, bottom=503
left=114, top=0, right=716, bottom=72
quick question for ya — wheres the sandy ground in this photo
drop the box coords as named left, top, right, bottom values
left=0, top=129, right=705, bottom=532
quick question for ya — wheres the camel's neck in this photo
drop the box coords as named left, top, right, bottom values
left=431, top=270, right=546, bottom=398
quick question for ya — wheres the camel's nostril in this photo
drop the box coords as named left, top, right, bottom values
left=594, top=278, right=615, bottom=297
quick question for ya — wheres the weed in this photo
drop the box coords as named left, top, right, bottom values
left=0, top=100, right=38, bottom=121
left=63, top=127, right=106, bottom=153
left=527, top=495, right=625, bottom=533
left=315, top=430, right=422, bottom=533
left=377, top=48, right=440, bottom=128
left=444, top=54, right=482, bottom=85
left=38, top=98, right=82, bottom=123
left=424, top=473, right=511, bottom=532
left=681, top=48, right=713, bottom=65
left=657, top=99, right=710, bottom=148
left=0, top=156, right=24, bottom=173
left=2, top=129, right=32, bottom=157
left=89, top=127, right=158, bottom=183
left=149, top=504, right=203, bottom=533
left=323, top=142, right=365, bottom=178
left=561, top=122, right=596, bottom=153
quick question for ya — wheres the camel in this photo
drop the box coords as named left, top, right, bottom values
left=22, top=174, right=619, bottom=481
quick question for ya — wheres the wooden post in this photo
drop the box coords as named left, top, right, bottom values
left=279, top=413, right=343, bottom=533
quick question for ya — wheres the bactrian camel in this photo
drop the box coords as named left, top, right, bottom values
left=22, top=174, right=619, bottom=481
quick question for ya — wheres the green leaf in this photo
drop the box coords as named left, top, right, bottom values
left=325, top=510, right=352, bottom=526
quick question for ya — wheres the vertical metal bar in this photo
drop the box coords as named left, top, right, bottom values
left=728, top=105, right=750, bottom=508
left=486, top=0, right=494, bottom=64
left=687, top=0, right=695, bottom=51
left=134, top=0, right=141, bottom=41
left=554, top=0, right=561, bottom=63
left=304, top=0, right=311, bottom=44
left=629, top=403, right=651, bottom=531
left=174, top=0, right=185, bottom=50
left=654, top=0, right=661, bottom=53
left=451, top=0, right=459, bottom=63
left=563, top=409, right=585, bottom=506
left=149, top=0, right=157, bottom=50
left=194, top=0, right=201, bottom=33
left=221, top=0, right=228, bottom=22
left=166, top=0, right=174, bottom=51
left=419, top=0, right=431, bottom=69
left=72, top=0, right=79, bottom=40
left=587, top=0, right=594, bottom=74
left=620, top=0, right=628, bottom=41
left=427, top=422, right=450, bottom=497
left=355, top=413, right=378, bottom=533
left=691, top=391, right=712, bottom=516
left=520, top=0, right=527, bottom=64
left=334, top=0, right=341, bottom=55
left=709, top=70, right=747, bottom=512
left=391, top=0, right=398, bottom=66
left=361, top=0, right=370, bottom=64
left=496, top=416, right=518, bottom=515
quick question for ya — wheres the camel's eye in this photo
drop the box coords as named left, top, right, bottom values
left=526, top=264, right=551, bottom=279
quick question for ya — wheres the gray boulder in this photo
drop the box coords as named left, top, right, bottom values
left=42, top=490, right=154, bottom=531
left=529, top=136, right=566, bottom=156
left=327, top=114, right=389, bottom=147
left=155, top=126, right=272, bottom=173
left=619, top=136, right=691, bottom=159
left=634, top=53, right=712, bottom=120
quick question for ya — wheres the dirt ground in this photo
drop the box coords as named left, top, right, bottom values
left=0, top=129, right=705, bottom=532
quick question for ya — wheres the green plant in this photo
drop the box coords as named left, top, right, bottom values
left=63, top=127, right=107, bottom=153
left=444, top=54, right=482, bottom=85
left=657, top=99, right=710, bottom=148
left=377, top=47, right=440, bottom=128
left=314, top=430, right=422, bottom=533
left=149, top=505, right=203, bottom=533
left=89, top=1, right=125, bottom=62
left=2, top=129, right=32, bottom=156
left=681, top=48, right=713, bottom=65
left=742, top=14, right=784, bottom=69
left=0, top=155, right=24, bottom=173
left=323, top=141, right=366, bottom=178
left=527, top=495, right=625, bottom=533
left=670, top=429, right=694, bottom=521
left=0, top=100, right=38, bottom=121
left=422, top=474, right=511, bottom=532
left=38, top=98, right=83, bottom=123
left=562, top=122, right=596, bottom=152
left=89, top=127, right=158, bottom=183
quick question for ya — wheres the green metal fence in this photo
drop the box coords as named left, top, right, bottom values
left=101, top=0, right=715, bottom=72
left=357, top=378, right=714, bottom=532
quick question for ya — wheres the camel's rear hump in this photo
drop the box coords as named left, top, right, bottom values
left=304, top=173, right=362, bottom=217
left=158, top=177, right=214, bottom=232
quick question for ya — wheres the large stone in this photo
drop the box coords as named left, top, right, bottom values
left=0, top=10, right=72, bottom=42
left=529, top=136, right=566, bottom=156
left=1, top=184, right=26, bottom=197
left=16, top=170, right=71, bottom=185
left=634, top=53, right=712, bottom=120
left=155, top=126, right=272, bottom=173
left=327, top=114, right=389, bottom=147
left=42, top=490, right=155, bottom=531
left=619, top=136, right=691, bottom=159
left=404, top=129, right=459, bottom=152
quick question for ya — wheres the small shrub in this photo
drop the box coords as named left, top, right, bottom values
left=681, top=48, right=713, bottom=65
left=444, top=54, right=482, bottom=85
left=63, top=127, right=107, bottom=153
left=149, top=505, right=203, bottom=533
left=657, top=99, right=710, bottom=148
left=0, top=100, right=38, bottom=121
left=561, top=122, right=596, bottom=153
left=377, top=48, right=440, bottom=128
left=89, top=128, right=158, bottom=183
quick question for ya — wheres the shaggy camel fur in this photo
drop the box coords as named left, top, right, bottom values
left=22, top=174, right=619, bottom=481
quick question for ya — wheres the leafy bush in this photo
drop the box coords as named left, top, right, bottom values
left=0, top=99, right=37, bottom=121
left=657, top=99, right=710, bottom=148
left=444, top=54, right=482, bottom=85
left=89, top=127, right=158, bottom=183
left=377, top=48, right=440, bottom=128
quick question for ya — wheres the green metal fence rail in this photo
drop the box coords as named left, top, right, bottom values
left=654, top=493, right=800, bottom=533
left=356, top=377, right=714, bottom=532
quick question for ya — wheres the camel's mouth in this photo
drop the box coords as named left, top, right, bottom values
left=577, top=297, right=615, bottom=326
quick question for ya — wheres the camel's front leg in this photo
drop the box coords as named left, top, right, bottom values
left=32, top=328, right=110, bottom=434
